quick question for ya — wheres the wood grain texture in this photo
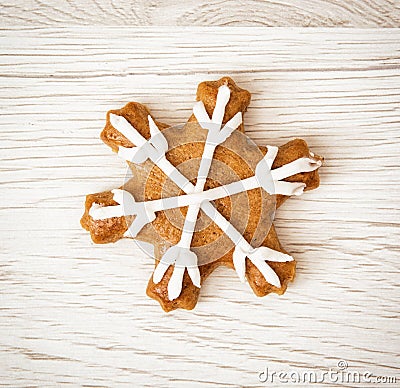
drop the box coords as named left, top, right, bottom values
left=0, top=0, right=400, bottom=27
left=0, top=27, right=399, bottom=387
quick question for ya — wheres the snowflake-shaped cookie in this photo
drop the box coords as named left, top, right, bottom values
left=81, top=77, right=322, bottom=312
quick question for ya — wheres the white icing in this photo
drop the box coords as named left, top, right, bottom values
left=212, top=84, right=230, bottom=125
left=271, top=157, right=321, bottom=181
left=89, top=148, right=319, bottom=227
left=101, top=89, right=321, bottom=299
left=152, top=245, right=200, bottom=300
left=154, top=84, right=242, bottom=300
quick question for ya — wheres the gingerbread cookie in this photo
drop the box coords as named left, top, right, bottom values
left=81, top=77, right=322, bottom=312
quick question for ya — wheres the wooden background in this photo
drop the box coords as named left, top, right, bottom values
left=0, top=0, right=399, bottom=27
left=1, top=4, right=400, bottom=388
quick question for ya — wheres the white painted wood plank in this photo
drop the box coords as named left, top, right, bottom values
left=0, top=0, right=399, bottom=27
left=0, top=27, right=399, bottom=387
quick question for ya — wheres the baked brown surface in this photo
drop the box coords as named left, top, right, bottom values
left=81, top=77, right=322, bottom=312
